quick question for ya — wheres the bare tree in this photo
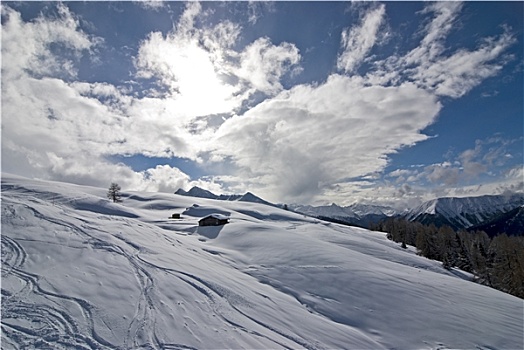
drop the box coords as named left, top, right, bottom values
left=107, top=183, right=122, bottom=203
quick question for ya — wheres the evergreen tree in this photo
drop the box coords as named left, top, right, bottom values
left=467, top=231, right=491, bottom=286
left=488, top=234, right=524, bottom=298
left=437, top=226, right=457, bottom=269
left=107, top=183, right=122, bottom=203
left=456, top=231, right=473, bottom=272
left=416, top=224, right=439, bottom=260
left=376, top=216, right=524, bottom=298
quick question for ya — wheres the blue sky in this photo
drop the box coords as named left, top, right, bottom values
left=2, top=1, right=522, bottom=208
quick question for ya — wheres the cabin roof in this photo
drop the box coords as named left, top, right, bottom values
left=200, top=213, right=229, bottom=221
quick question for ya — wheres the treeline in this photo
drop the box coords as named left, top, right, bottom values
left=372, top=218, right=524, bottom=299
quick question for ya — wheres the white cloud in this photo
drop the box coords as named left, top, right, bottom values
left=415, top=29, right=516, bottom=98
left=0, top=4, right=203, bottom=193
left=1, top=4, right=97, bottom=80
left=337, top=4, right=386, bottom=73
left=1, top=3, right=302, bottom=195
left=245, top=1, right=272, bottom=25
left=234, top=37, right=301, bottom=95
left=45, top=155, right=195, bottom=194
left=377, top=136, right=523, bottom=206
left=212, top=74, right=441, bottom=203
left=370, top=2, right=516, bottom=98
left=505, top=166, right=524, bottom=181
left=341, top=160, right=523, bottom=209
left=458, top=142, right=488, bottom=177
left=405, top=2, right=463, bottom=65
left=388, top=169, right=414, bottom=178
left=1, top=4, right=123, bottom=175
left=138, top=165, right=190, bottom=193
left=424, top=163, right=461, bottom=186
left=133, top=0, right=166, bottom=11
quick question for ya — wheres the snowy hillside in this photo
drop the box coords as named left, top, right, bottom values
left=2, top=174, right=523, bottom=349
left=406, top=194, right=524, bottom=230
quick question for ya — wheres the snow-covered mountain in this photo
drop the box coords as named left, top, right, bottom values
left=405, top=194, right=524, bottom=230
left=236, top=191, right=274, bottom=206
left=347, top=203, right=398, bottom=217
left=174, top=186, right=221, bottom=199
left=175, top=186, right=274, bottom=206
left=468, top=205, right=524, bottom=237
left=3, top=174, right=522, bottom=349
left=291, top=203, right=358, bottom=219
left=290, top=202, right=396, bottom=227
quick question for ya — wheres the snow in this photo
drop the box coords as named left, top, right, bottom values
left=292, top=203, right=359, bottom=219
left=421, top=199, right=438, bottom=215
left=2, top=174, right=523, bottom=349
left=202, top=213, right=230, bottom=221
left=176, top=186, right=218, bottom=199
left=407, top=194, right=524, bottom=227
left=176, top=187, right=273, bottom=207
left=290, top=202, right=397, bottom=226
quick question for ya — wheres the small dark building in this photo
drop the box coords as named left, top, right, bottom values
left=199, top=214, right=230, bottom=226
left=170, top=213, right=181, bottom=219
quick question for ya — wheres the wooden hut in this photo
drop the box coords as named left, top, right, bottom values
left=198, top=214, right=229, bottom=226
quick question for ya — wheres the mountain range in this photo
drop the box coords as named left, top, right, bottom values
left=404, top=194, right=524, bottom=232
left=175, top=186, right=275, bottom=207
left=289, top=202, right=397, bottom=228
left=177, top=186, right=524, bottom=235
left=468, top=205, right=524, bottom=237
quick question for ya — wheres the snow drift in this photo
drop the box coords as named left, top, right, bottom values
left=1, top=174, right=522, bottom=349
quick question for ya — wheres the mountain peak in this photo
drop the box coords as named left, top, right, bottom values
left=238, top=192, right=274, bottom=206
left=175, top=186, right=218, bottom=199
left=176, top=187, right=274, bottom=207
left=406, top=193, right=524, bottom=230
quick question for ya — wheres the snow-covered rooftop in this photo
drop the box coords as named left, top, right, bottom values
left=202, top=213, right=230, bottom=220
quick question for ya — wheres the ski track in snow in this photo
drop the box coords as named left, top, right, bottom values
left=0, top=199, right=313, bottom=350
left=136, top=255, right=314, bottom=350
left=1, top=199, right=200, bottom=350
left=1, top=235, right=113, bottom=349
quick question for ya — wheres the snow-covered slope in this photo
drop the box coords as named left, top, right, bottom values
left=2, top=174, right=523, bottom=349
left=406, top=194, right=524, bottom=230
